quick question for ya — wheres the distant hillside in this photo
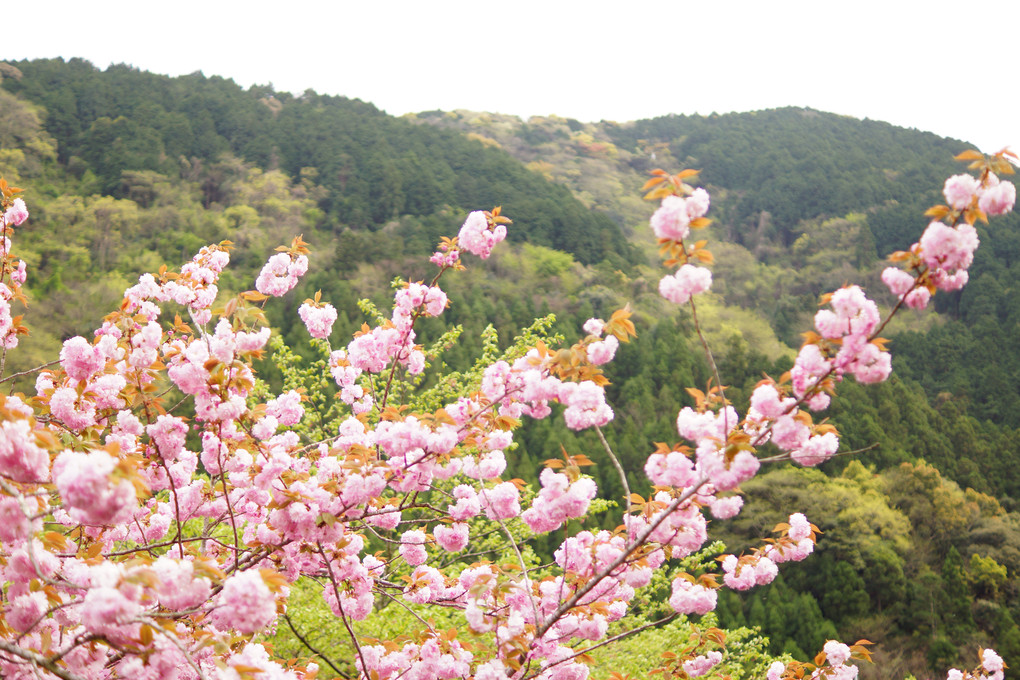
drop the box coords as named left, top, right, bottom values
left=413, top=107, right=968, bottom=253
left=413, top=107, right=1020, bottom=430
left=2, top=58, right=630, bottom=266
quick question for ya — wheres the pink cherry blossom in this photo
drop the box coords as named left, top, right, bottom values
left=0, top=417, right=50, bottom=483
left=709, top=495, right=743, bottom=519
left=560, top=380, right=614, bottom=430
left=669, top=577, right=717, bottom=615
left=7, top=592, right=48, bottom=632
left=587, top=334, right=618, bottom=365
left=788, top=513, right=812, bottom=541
left=267, top=390, right=304, bottom=426
left=825, top=640, right=852, bottom=667
left=212, top=570, right=277, bottom=633
left=979, top=180, right=1016, bottom=216
left=256, top=252, right=306, bottom=297
left=481, top=481, right=521, bottom=520
left=146, top=414, right=188, bottom=461
left=3, top=198, right=28, bottom=226
left=434, top=523, right=469, bottom=552
left=400, top=529, right=429, bottom=565
left=60, top=336, right=105, bottom=383
left=943, top=173, right=981, bottom=209
left=683, top=651, right=723, bottom=678
left=687, top=187, right=711, bottom=219
left=582, top=317, right=605, bottom=336
left=919, top=221, right=979, bottom=273
left=882, top=264, right=919, bottom=297
left=458, top=211, right=506, bottom=259
left=298, top=301, right=338, bottom=339
left=53, top=449, right=136, bottom=525
left=650, top=195, right=691, bottom=241
left=152, top=556, right=212, bottom=611
left=659, top=264, right=712, bottom=305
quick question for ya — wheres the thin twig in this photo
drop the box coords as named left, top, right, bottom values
left=0, top=359, right=60, bottom=386
left=0, top=640, right=89, bottom=680
left=214, top=423, right=241, bottom=565
left=758, top=442, right=880, bottom=465
left=687, top=295, right=729, bottom=430
left=524, top=612, right=680, bottom=680
left=283, top=611, right=349, bottom=679
left=374, top=587, right=443, bottom=629
left=491, top=511, right=541, bottom=626
left=595, top=424, right=631, bottom=529
left=318, top=543, right=369, bottom=676
left=138, top=617, right=210, bottom=680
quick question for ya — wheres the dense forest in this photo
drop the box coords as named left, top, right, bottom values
left=2, top=57, right=1020, bottom=679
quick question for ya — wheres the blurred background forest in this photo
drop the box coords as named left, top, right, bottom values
left=2, top=58, right=1020, bottom=679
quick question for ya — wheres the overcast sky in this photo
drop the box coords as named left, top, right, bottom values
left=7, top=1, right=1018, bottom=154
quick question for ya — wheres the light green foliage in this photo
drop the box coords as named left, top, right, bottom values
left=721, top=467, right=912, bottom=572
left=251, top=335, right=342, bottom=441
left=586, top=614, right=781, bottom=680
left=521, top=242, right=576, bottom=279
left=968, top=553, right=1008, bottom=600
left=688, top=294, right=795, bottom=363
left=273, top=576, right=467, bottom=675
left=0, top=89, right=57, bottom=179
left=414, top=315, right=561, bottom=413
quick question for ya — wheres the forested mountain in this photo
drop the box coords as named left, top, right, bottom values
left=2, top=58, right=629, bottom=265
left=413, top=107, right=1020, bottom=456
left=2, top=57, right=1020, bottom=678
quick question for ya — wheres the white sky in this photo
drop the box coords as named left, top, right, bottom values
left=7, top=1, right=1019, bottom=153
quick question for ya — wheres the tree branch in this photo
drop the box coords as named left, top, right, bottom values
left=0, top=640, right=89, bottom=680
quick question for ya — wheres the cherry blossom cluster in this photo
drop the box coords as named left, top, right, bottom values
left=670, top=289, right=866, bottom=479
left=650, top=185, right=714, bottom=306
left=3, top=196, right=28, bottom=227
left=0, top=275, right=25, bottom=349
left=809, top=285, right=890, bottom=385
left=457, top=209, right=508, bottom=260
left=768, top=640, right=860, bottom=680
left=883, top=159, right=1016, bottom=311
left=327, top=280, right=451, bottom=413
left=0, top=221, right=324, bottom=678
left=356, top=633, right=474, bottom=680
left=298, top=299, right=338, bottom=339
left=948, top=649, right=1007, bottom=680
left=0, top=188, right=29, bottom=348
left=430, top=236, right=462, bottom=268
left=521, top=467, right=598, bottom=532
left=650, top=187, right=710, bottom=241
left=944, top=172, right=1015, bottom=217
left=660, top=263, right=713, bottom=305
left=122, top=242, right=232, bottom=324
left=256, top=250, right=309, bottom=297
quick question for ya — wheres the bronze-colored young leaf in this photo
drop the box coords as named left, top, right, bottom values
left=955, top=150, right=984, bottom=162
left=644, top=187, right=674, bottom=201
left=642, top=176, right=667, bottom=192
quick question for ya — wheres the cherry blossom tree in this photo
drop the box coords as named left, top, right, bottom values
left=0, top=150, right=1014, bottom=680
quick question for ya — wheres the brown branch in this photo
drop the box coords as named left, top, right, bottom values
left=318, top=543, right=369, bottom=677
left=0, top=359, right=60, bottom=386
left=535, top=477, right=707, bottom=640
left=283, top=611, right=349, bottom=679
left=0, top=640, right=89, bottom=680
left=524, top=612, right=681, bottom=680
left=595, top=424, right=631, bottom=527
